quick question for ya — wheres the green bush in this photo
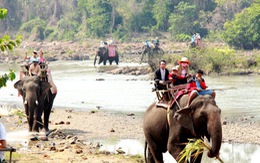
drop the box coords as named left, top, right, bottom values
left=174, top=34, right=191, bottom=42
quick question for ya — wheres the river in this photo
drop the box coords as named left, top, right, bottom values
left=1, top=60, right=260, bottom=163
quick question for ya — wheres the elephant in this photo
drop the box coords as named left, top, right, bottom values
left=140, top=45, right=164, bottom=71
left=14, top=76, right=56, bottom=133
left=143, top=94, right=222, bottom=163
left=94, top=46, right=119, bottom=66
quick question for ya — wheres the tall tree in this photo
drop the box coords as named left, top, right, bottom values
left=223, top=0, right=260, bottom=49
left=82, top=0, right=112, bottom=37
left=152, top=0, right=171, bottom=31
left=168, top=2, right=199, bottom=38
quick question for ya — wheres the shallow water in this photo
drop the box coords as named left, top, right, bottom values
left=96, top=139, right=260, bottom=163
left=1, top=60, right=260, bottom=121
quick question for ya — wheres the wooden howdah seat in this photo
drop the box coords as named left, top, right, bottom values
left=153, top=83, right=187, bottom=108
left=20, top=63, right=48, bottom=81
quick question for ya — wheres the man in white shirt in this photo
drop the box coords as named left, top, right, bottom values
left=154, top=60, right=170, bottom=90
left=0, top=122, right=6, bottom=162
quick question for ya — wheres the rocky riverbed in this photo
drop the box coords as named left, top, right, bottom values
left=1, top=106, right=260, bottom=162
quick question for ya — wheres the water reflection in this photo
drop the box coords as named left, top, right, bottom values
left=97, top=139, right=260, bottom=163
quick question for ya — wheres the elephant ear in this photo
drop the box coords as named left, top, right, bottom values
left=174, top=108, right=196, bottom=136
left=14, top=80, right=24, bottom=97
left=40, top=81, right=51, bottom=96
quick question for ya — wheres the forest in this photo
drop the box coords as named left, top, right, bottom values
left=0, top=0, right=259, bottom=50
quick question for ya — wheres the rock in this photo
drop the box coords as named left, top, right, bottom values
left=75, top=149, right=83, bottom=154
left=99, top=150, right=111, bottom=155
left=56, top=148, right=65, bottom=152
left=110, top=129, right=115, bottom=132
left=116, top=148, right=126, bottom=154
left=96, top=78, right=105, bottom=81
left=50, top=146, right=56, bottom=151
left=127, top=113, right=135, bottom=116
left=69, top=136, right=78, bottom=144
left=30, top=137, right=39, bottom=141
left=66, top=121, right=70, bottom=125
left=59, top=121, right=65, bottom=124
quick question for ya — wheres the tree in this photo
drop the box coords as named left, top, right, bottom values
left=0, top=8, right=20, bottom=88
left=81, top=0, right=112, bottom=37
left=152, top=0, right=171, bottom=31
left=168, top=2, right=199, bottom=40
left=223, top=1, right=260, bottom=49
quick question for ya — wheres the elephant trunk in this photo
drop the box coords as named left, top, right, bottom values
left=207, top=109, right=222, bottom=158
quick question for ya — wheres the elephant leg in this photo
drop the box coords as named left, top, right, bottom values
left=147, top=147, right=156, bottom=163
left=34, top=106, right=43, bottom=132
left=44, top=93, right=56, bottom=132
left=109, top=59, right=112, bottom=65
left=28, top=107, right=34, bottom=132
left=148, top=146, right=164, bottom=163
left=115, top=55, right=119, bottom=65
left=98, top=58, right=103, bottom=64
left=103, top=59, right=107, bottom=65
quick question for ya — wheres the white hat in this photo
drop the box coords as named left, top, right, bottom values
left=33, top=50, right=38, bottom=54
left=172, top=66, right=178, bottom=71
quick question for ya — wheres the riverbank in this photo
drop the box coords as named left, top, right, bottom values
left=1, top=107, right=260, bottom=162
left=1, top=40, right=260, bottom=76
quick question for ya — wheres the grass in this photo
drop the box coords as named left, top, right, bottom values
left=178, top=138, right=224, bottom=163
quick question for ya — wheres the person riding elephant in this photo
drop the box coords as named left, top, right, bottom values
left=14, top=76, right=57, bottom=134
left=143, top=94, right=222, bottom=163
left=94, top=45, right=119, bottom=66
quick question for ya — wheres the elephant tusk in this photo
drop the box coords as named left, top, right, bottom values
left=24, top=100, right=28, bottom=105
left=35, top=100, right=39, bottom=105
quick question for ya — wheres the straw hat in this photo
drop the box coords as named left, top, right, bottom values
left=178, top=57, right=190, bottom=65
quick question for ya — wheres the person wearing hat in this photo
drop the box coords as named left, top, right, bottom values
left=0, top=117, right=7, bottom=162
left=168, top=66, right=186, bottom=86
left=183, top=69, right=216, bottom=109
left=29, top=58, right=41, bottom=76
left=176, top=57, right=191, bottom=84
left=28, top=50, right=38, bottom=64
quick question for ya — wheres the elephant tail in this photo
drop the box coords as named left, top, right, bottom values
left=94, top=54, right=97, bottom=66
left=144, top=140, right=148, bottom=163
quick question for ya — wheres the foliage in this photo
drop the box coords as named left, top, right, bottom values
left=0, top=0, right=259, bottom=50
left=174, top=34, right=191, bottom=42
left=178, top=138, right=223, bottom=163
left=0, top=70, right=16, bottom=89
left=19, top=18, right=46, bottom=40
left=166, top=45, right=240, bottom=74
left=152, top=0, right=171, bottom=31
left=168, top=2, right=200, bottom=40
left=0, top=8, right=18, bottom=89
left=0, top=35, right=22, bottom=51
left=222, top=1, right=260, bottom=49
left=82, top=0, right=112, bottom=37
left=0, top=8, right=7, bottom=19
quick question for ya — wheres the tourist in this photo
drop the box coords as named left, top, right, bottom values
left=183, top=69, right=216, bottom=109
left=154, top=60, right=170, bottom=90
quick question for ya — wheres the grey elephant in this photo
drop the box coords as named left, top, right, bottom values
left=94, top=46, right=119, bottom=66
left=14, top=76, right=56, bottom=133
left=143, top=94, right=222, bottom=163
